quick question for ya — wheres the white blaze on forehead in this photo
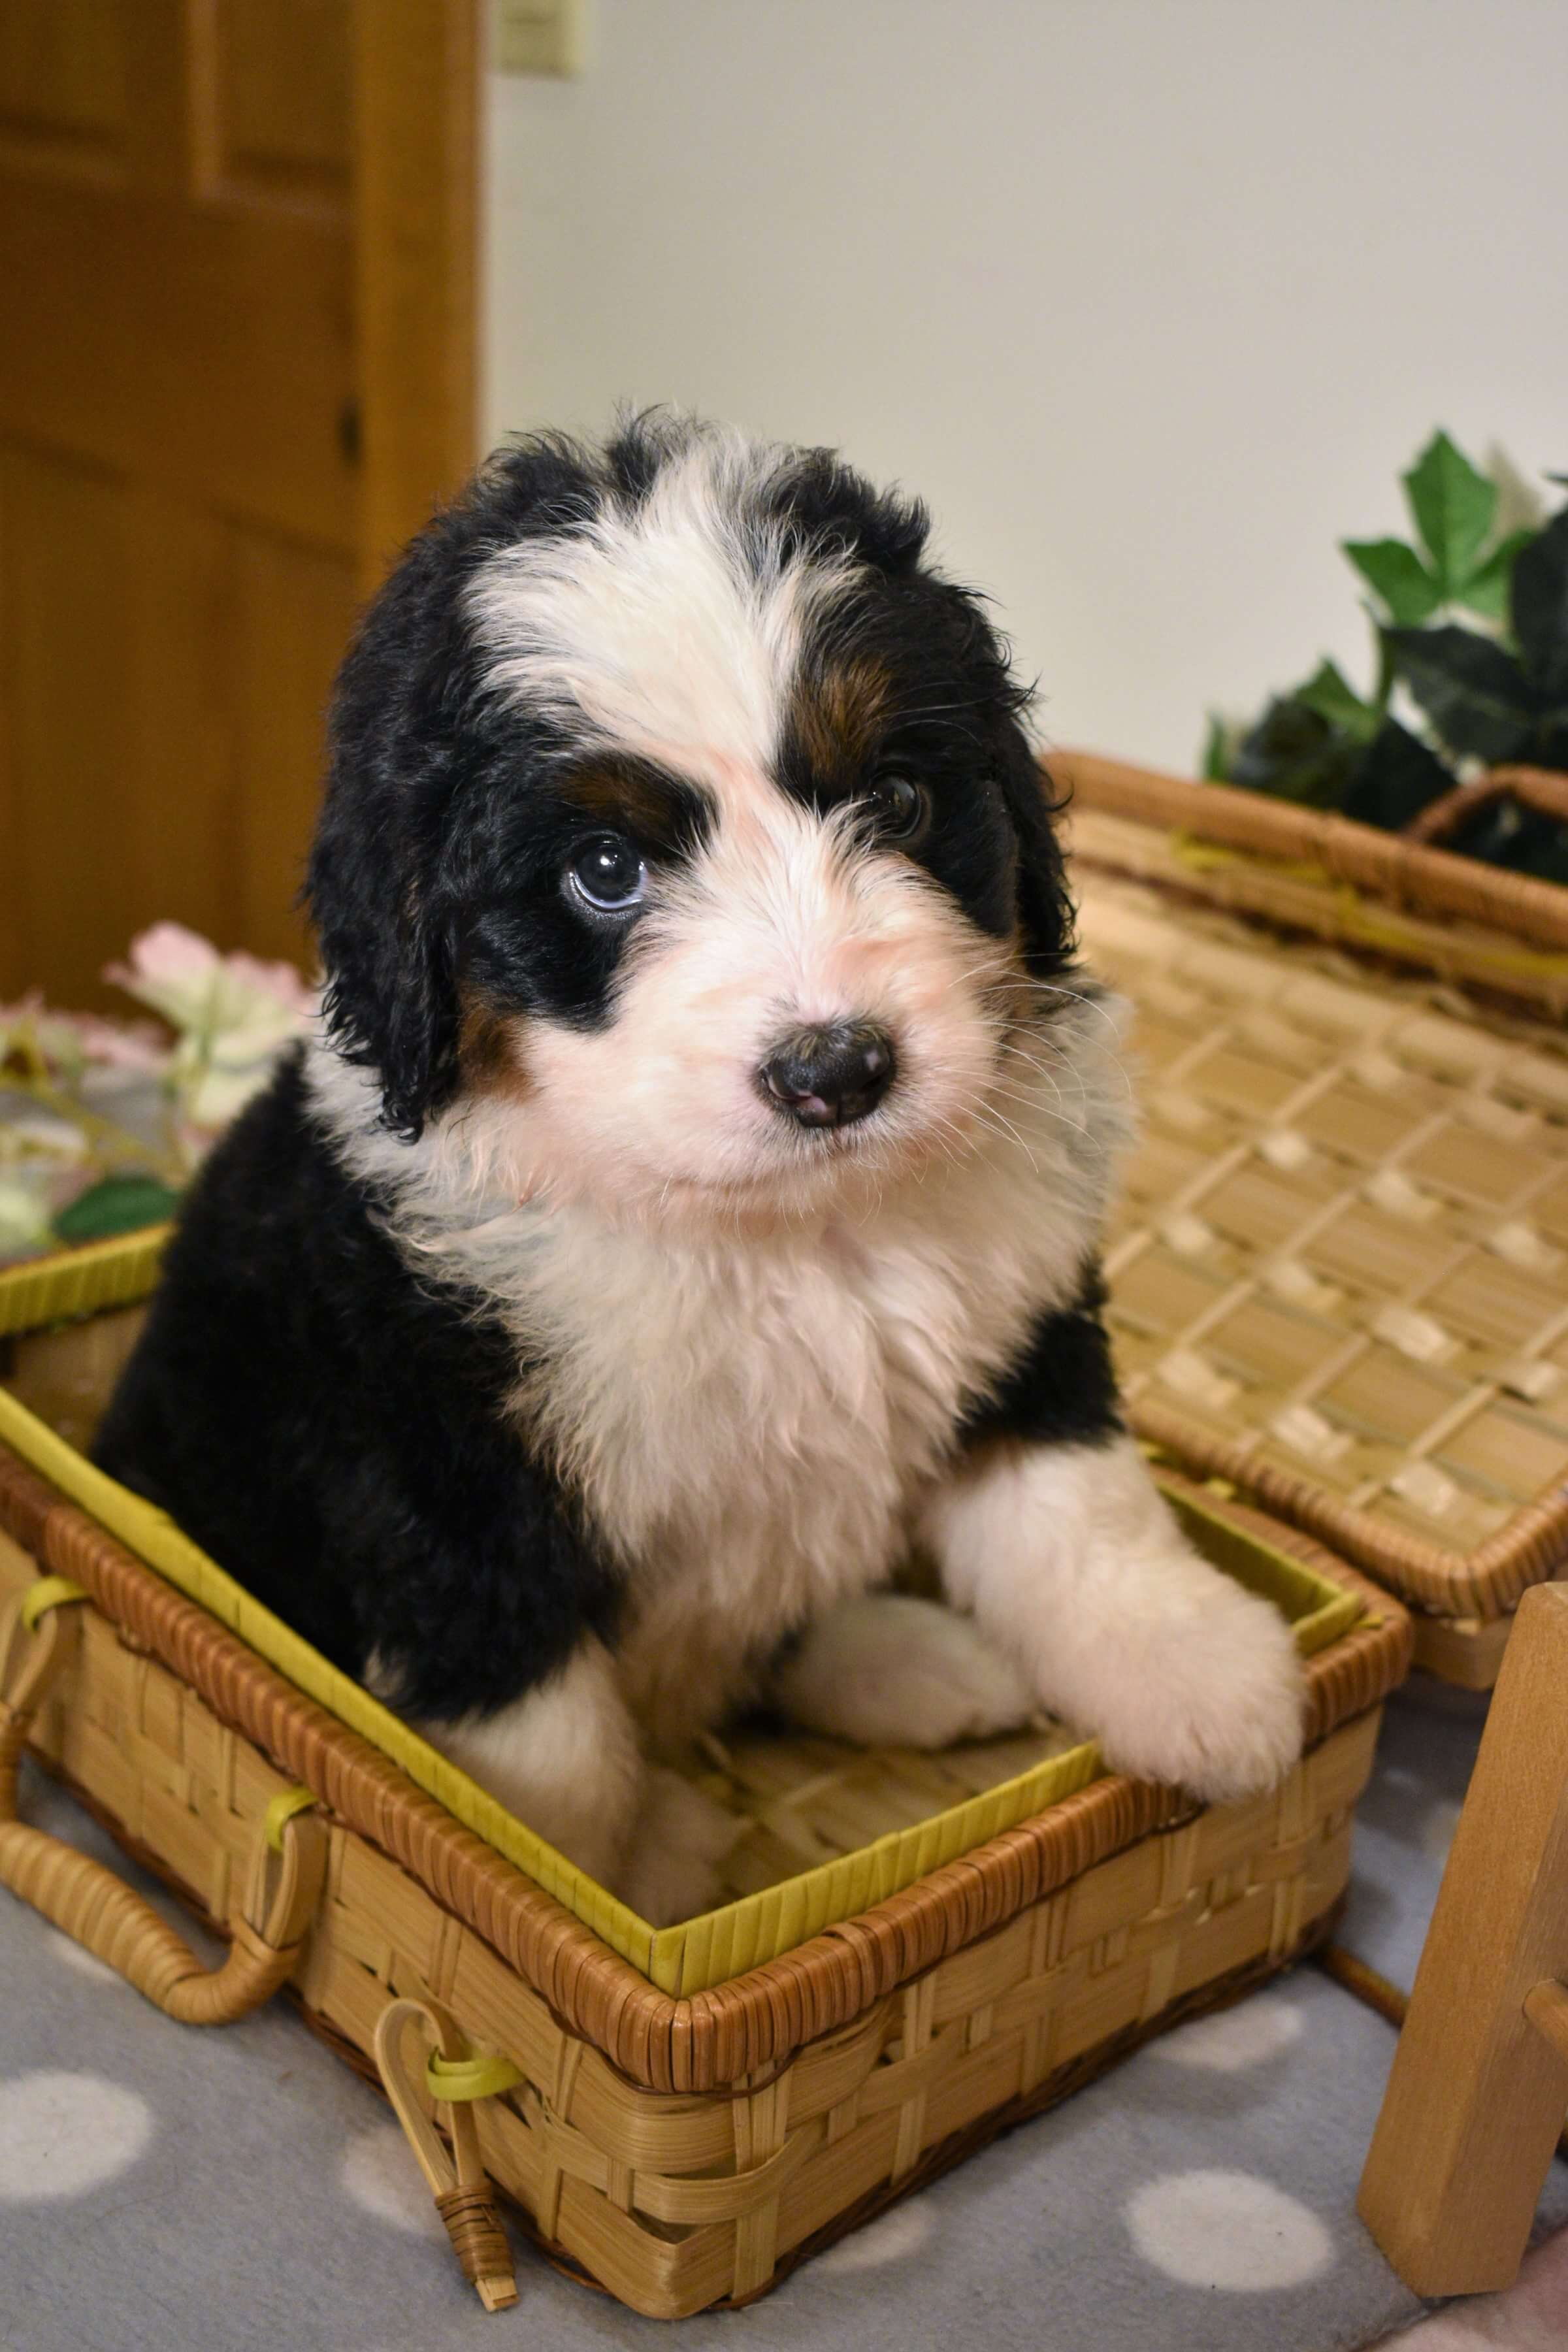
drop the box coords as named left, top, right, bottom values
left=466, top=431, right=855, bottom=793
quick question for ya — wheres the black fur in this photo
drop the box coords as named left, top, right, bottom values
left=956, top=1264, right=1124, bottom=1454
left=95, top=1051, right=621, bottom=1718
left=96, top=416, right=1111, bottom=1735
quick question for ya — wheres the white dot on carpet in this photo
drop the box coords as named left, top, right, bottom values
left=1151, top=1996, right=1304, bottom=2072
left=1126, top=2168, right=1333, bottom=2289
left=44, top=1929, right=120, bottom=1987
left=340, top=2122, right=446, bottom=2238
left=815, top=2199, right=935, bottom=2274
left=0, top=2070, right=153, bottom=2199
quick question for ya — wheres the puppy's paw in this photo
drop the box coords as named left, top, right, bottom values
left=772, top=1593, right=1038, bottom=1750
left=615, top=1767, right=742, bottom=1927
left=1084, top=1575, right=1307, bottom=1805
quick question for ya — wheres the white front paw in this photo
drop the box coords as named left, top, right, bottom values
left=615, top=1767, right=742, bottom=1927
left=1084, top=1577, right=1307, bottom=1805
left=772, top=1594, right=1038, bottom=1750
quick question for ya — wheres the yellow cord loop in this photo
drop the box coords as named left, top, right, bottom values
left=263, top=1785, right=319, bottom=1852
left=374, top=1997, right=521, bottom=2312
left=19, top=1578, right=87, bottom=1633
left=426, top=2050, right=524, bottom=2102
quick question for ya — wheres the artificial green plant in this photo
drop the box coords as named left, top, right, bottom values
left=1203, top=434, right=1568, bottom=880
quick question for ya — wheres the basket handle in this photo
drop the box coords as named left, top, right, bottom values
left=374, top=1995, right=522, bottom=2312
left=0, top=1580, right=326, bottom=2024
left=1404, top=763, right=1568, bottom=847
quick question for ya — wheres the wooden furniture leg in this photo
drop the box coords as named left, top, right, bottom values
left=1358, top=1582, right=1568, bottom=2295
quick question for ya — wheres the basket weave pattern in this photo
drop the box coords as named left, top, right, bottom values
left=1056, top=751, right=1568, bottom=1004
left=1064, top=807, right=1568, bottom=1629
left=0, top=1435, right=1408, bottom=2315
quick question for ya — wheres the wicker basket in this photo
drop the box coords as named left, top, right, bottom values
left=0, top=1226, right=171, bottom=1345
left=0, top=1259, right=1409, bottom=2316
left=1058, top=751, right=1568, bottom=1689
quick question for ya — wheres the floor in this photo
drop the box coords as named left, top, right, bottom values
left=3, top=1676, right=1565, bottom=2352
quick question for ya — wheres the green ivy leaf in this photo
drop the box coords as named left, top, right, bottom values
left=1341, top=538, right=1441, bottom=625
left=51, top=1173, right=180, bottom=1244
left=1402, top=432, right=1498, bottom=596
left=1456, top=527, right=1537, bottom=623
left=1340, top=721, right=1455, bottom=832
left=1384, top=627, right=1537, bottom=763
left=1294, top=657, right=1382, bottom=743
left=1228, top=697, right=1362, bottom=809
left=1201, top=713, right=1232, bottom=781
left=1449, top=796, right=1568, bottom=883
left=1511, top=509, right=1568, bottom=696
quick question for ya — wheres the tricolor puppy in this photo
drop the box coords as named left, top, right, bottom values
left=97, top=418, right=1305, bottom=1923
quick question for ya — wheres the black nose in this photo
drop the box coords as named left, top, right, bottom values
left=759, top=1022, right=898, bottom=1128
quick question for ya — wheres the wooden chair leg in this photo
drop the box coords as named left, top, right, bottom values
left=1358, top=1582, right=1568, bottom=2296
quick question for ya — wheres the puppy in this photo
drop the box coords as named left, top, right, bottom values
left=95, top=417, right=1305, bottom=1923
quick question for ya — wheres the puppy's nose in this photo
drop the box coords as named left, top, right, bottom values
left=759, top=1022, right=897, bottom=1128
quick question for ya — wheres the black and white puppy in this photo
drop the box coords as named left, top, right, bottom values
left=96, top=417, right=1305, bottom=1922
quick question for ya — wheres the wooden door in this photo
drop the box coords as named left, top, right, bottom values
left=0, top=0, right=477, bottom=1005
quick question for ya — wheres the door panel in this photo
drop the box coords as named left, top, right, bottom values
left=0, top=1, right=129, bottom=182
left=1, top=442, right=138, bottom=1007
left=0, top=0, right=442, bottom=1009
left=0, top=174, right=355, bottom=542
left=201, top=0, right=353, bottom=214
left=231, top=524, right=358, bottom=962
left=122, top=489, right=241, bottom=956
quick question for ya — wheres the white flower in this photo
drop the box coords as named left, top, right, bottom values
left=0, top=1177, right=54, bottom=1255
left=105, top=924, right=318, bottom=1162
left=106, top=924, right=316, bottom=1055
left=1, top=996, right=171, bottom=1082
left=0, top=1111, right=89, bottom=1164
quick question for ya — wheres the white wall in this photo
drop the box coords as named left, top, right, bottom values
left=485, top=1, right=1568, bottom=772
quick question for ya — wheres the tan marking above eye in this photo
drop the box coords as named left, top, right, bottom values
left=558, top=760, right=709, bottom=853
left=790, top=656, right=892, bottom=783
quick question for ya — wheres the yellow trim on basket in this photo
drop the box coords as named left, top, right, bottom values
left=0, top=1226, right=172, bottom=1339
left=18, top=1575, right=88, bottom=1631
left=263, top=1786, right=319, bottom=1852
left=0, top=1228, right=1368, bottom=1996
left=1169, top=834, right=1568, bottom=985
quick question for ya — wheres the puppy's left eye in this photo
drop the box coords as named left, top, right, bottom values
left=859, top=775, right=928, bottom=844
left=565, top=834, right=648, bottom=915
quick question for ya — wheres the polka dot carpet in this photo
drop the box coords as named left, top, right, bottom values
left=3, top=1683, right=1565, bottom=2352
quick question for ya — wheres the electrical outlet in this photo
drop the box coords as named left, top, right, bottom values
left=495, top=0, right=585, bottom=77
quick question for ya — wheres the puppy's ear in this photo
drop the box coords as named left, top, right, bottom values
left=928, top=578, right=1077, bottom=978
left=309, top=796, right=458, bottom=1143
left=996, top=726, right=1077, bottom=978
left=307, top=435, right=602, bottom=1139
left=306, top=529, right=468, bottom=1139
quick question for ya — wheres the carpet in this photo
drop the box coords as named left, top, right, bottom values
left=3, top=1676, right=1563, bottom=2352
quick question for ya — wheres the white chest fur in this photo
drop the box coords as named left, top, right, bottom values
left=306, top=995, right=1127, bottom=1746
left=497, top=1131, right=1100, bottom=1741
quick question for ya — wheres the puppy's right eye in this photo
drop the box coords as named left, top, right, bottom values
left=565, top=834, right=647, bottom=915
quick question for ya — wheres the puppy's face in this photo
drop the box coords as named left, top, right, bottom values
left=312, top=425, right=1073, bottom=1232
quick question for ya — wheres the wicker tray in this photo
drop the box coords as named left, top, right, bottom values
left=1058, top=751, right=1568, bottom=1688
left=0, top=1267, right=1410, bottom=2315
left=0, top=1226, right=171, bottom=1344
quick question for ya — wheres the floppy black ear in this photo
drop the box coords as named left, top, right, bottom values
left=307, top=434, right=603, bottom=1139
left=996, top=725, right=1077, bottom=978
left=306, top=530, right=470, bottom=1140
left=925, top=576, right=1077, bottom=978
left=309, top=806, right=459, bottom=1144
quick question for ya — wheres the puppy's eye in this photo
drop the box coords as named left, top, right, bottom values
left=860, top=775, right=928, bottom=845
left=565, top=834, right=647, bottom=915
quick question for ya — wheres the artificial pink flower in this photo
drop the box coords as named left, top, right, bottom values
left=104, top=924, right=318, bottom=1158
